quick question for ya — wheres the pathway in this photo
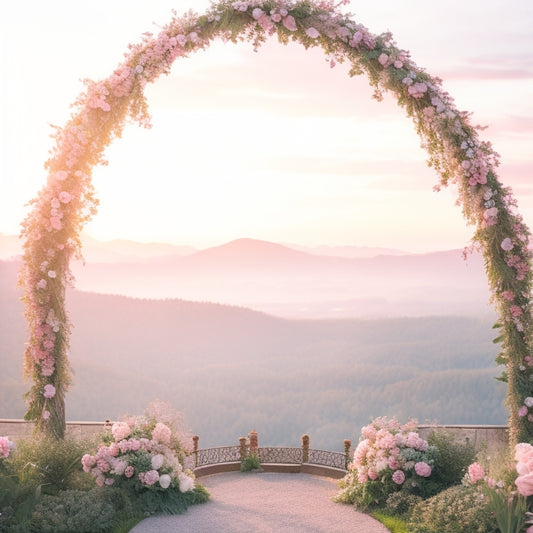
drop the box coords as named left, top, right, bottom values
left=131, top=471, right=390, bottom=532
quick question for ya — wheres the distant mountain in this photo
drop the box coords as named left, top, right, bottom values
left=1, top=235, right=493, bottom=318
left=0, top=260, right=505, bottom=450
left=284, top=243, right=410, bottom=258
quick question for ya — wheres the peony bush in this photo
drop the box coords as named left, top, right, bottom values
left=336, top=417, right=436, bottom=509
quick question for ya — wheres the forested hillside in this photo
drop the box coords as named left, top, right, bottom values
left=1, top=260, right=505, bottom=450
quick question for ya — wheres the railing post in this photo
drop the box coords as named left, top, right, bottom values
left=249, top=430, right=258, bottom=455
left=344, top=439, right=352, bottom=469
left=193, top=435, right=199, bottom=468
left=239, top=437, right=248, bottom=460
left=301, top=434, right=309, bottom=464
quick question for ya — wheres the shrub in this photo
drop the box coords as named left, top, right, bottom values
left=241, top=454, right=261, bottom=472
left=336, top=417, right=437, bottom=509
left=407, top=484, right=498, bottom=533
left=426, top=429, right=476, bottom=492
left=385, top=491, right=422, bottom=518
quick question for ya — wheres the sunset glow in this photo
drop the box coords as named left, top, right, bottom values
left=1, top=0, right=532, bottom=252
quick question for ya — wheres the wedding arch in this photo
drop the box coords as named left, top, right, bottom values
left=19, top=0, right=533, bottom=444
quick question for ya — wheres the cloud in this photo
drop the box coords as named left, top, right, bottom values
left=439, top=55, right=533, bottom=81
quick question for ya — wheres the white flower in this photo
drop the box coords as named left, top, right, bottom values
left=525, top=397, right=533, bottom=408
left=178, top=472, right=195, bottom=493
left=159, top=474, right=172, bottom=489
left=151, top=453, right=165, bottom=470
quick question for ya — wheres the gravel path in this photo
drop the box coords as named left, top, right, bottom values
left=130, top=471, right=390, bottom=533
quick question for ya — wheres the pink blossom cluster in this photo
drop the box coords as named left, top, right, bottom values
left=515, top=443, right=533, bottom=497
left=0, top=436, right=12, bottom=459
left=349, top=417, right=433, bottom=486
left=518, top=396, right=533, bottom=421
left=82, top=416, right=194, bottom=493
left=506, top=254, right=529, bottom=282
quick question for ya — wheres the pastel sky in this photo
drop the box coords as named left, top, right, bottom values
left=1, top=0, right=532, bottom=252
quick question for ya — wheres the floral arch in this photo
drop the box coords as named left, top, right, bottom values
left=20, top=0, right=533, bottom=444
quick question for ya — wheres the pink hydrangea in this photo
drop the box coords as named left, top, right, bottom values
left=140, top=469, right=159, bottom=486
left=467, top=462, right=485, bottom=484
left=81, top=454, right=96, bottom=473
left=392, top=469, right=405, bottom=485
left=112, top=422, right=131, bottom=442
left=152, top=422, right=171, bottom=445
left=414, top=461, right=432, bottom=477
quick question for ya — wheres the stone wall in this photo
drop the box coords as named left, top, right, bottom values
left=0, top=419, right=111, bottom=441
left=418, top=424, right=508, bottom=453
left=0, top=420, right=510, bottom=454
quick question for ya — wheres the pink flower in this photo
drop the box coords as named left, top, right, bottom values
left=502, top=291, right=515, bottom=301
left=414, top=462, right=431, bottom=477
left=271, top=13, right=282, bottom=23
left=378, top=53, right=389, bottom=66
left=50, top=217, right=62, bottom=230
left=42, top=410, right=50, bottom=420
left=252, top=7, right=264, bottom=19
left=124, top=466, right=134, bottom=478
left=392, top=469, right=405, bottom=485
left=159, top=473, right=172, bottom=489
left=468, top=462, right=485, bottom=484
left=306, top=27, right=320, bottom=39
left=282, top=15, right=297, bottom=31
left=82, top=454, right=96, bottom=472
left=178, top=472, right=195, bottom=493
left=515, top=443, right=533, bottom=463
left=58, top=191, right=72, bottom=204
left=510, top=305, right=523, bottom=318
left=152, top=422, right=171, bottom=445
left=140, top=469, right=159, bottom=486
left=0, top=437, right=10, bottom=459
left=368, top=468, right=378, bottom=480
left=394, top=60, right=403, bottom=68
left=43, top=384, right=56, bottom=399
left=112, top=422, right=131, bottom=442
left=54, top=171, right=68, bottom=181
left=48, top=270, right=57, bottom=279
left=519, top=406, right=528, bottom=417
left=516, top=473, right=533, bottom=496
left=501, top=238, right=513, bottom=251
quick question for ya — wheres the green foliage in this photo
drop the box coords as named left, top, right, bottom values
left=384, top=491, right=423, bottom=518
left=8, top=434, right=93, bottom=495
left=483, top=488, right=528, bottom=533
left=426, top=429, right=476, bottom=492
left=30, top=488, right=119, bottom=532
left=241, top=454, right=261, bottom=472
left=371, top=510, right=411, bottom=533
left=407, top=485, right=498, bottom=533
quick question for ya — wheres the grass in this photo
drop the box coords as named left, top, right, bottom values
left=371, top=510, right=410, bottom=533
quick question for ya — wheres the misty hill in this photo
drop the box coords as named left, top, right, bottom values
left=1, top=259, right=505, bottom=450
left=61, top=237, right=492, bottom=318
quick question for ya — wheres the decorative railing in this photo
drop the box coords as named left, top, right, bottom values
left=259, top=446, right=303, bottom=464
left=186, top=431, right=352, bottom=475
left=308, top=449, right=348, bottom=470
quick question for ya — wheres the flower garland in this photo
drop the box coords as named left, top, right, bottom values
left=19, top=0, right=532, bottom=442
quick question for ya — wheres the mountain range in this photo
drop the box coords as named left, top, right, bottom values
left=0, top=234, right=493, bottom=319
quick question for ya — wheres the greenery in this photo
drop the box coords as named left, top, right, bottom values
left=406, top=485, right=498, bottom=533
left=240, top=454, right=261, bottom=472
left=0, top=429, right=208, bottom=532
left=371, top=510, right=410, bottom=533
left=425, top=429, right=477, bottom=493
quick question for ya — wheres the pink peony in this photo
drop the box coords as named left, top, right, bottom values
left=414, top=462, right=431, bottom=477
left=305, top=27, right=320, bottom=39
left=516, top=473, right=533, bottom=496
left=140, top=469, right=159, bottom=486
left=392, top=469, right=405, bottom=485
left=519, top=406, right=528, bottom=417
left=468, top=462, right=485, bottom=484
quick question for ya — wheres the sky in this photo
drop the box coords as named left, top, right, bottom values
left=1, top=0, right=532, bottom=253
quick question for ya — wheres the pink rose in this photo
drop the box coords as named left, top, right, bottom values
left=378, top=53, right=389, bottom=66
left=306, top=27, right=320, bottom=39
left=43, top=384, right=56, bottom=399
left=501, top=238, right=513, bottom=251
left=519, top=406, right=528, bottom=417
